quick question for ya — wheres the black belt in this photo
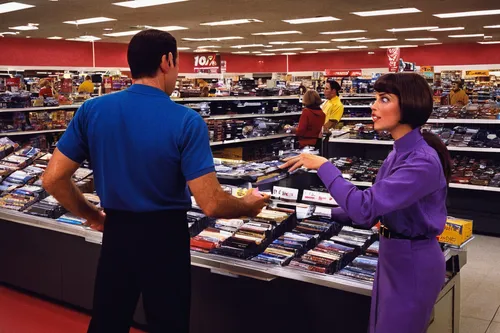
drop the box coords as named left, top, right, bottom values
left=379, top=225, right=429, bottom=240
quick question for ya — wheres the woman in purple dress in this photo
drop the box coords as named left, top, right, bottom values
left=280, top=73, right=451, bottom=333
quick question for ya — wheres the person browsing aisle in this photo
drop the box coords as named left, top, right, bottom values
left=287, top=90, right=325, bottom=149
left=280, top=73, right=451, bottom=333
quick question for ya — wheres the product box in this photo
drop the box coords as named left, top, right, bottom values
left=438, top=217, right=473, bottom=246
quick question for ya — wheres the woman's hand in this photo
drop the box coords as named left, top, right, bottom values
left=279, top=153, right=328, bottom=172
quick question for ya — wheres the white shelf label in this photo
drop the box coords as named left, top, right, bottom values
left=314, top=206, right=332, bottom=218
left=273, top=186, right=299, bottom=201
left=302, top=190, right=338, bottom=206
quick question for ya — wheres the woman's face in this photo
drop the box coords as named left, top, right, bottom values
left=371, top=92, right=401, bottom=132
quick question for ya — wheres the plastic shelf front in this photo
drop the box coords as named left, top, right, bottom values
left=173, top=96, right=300, bottom=102
left=207, top=112, right=302, bottom=120
left=0, top=129, right=66, bottom=136
left=210, top=134, right=295, bottom=146
left=0, top=105, right=81, bottom=113
left=352, top=179, right=500, bottom=193
left=341, top=117, right=500, bottom=124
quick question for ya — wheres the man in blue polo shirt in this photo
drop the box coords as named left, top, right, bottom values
left=42, top=29, right=269, bottom=333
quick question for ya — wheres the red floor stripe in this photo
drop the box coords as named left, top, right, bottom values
left=0, top=286, right=144, bottom=333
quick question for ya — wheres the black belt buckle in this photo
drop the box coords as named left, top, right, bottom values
left=380, top=225, right=391, bottom=239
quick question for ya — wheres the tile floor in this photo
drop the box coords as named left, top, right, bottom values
left=461, top=235, right=500, bottom=333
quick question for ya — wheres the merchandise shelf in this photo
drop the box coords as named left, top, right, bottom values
left=1, top=129, right=66, bottom=136
left=343, top=105, right=372, bottom=109
left=341, top=118, right=500, bottom=124
left=0, top=105, right=81, bottom=113
left=173, top=96, right=300, bottom=102
left=207, top=112, right=302, bottom=120
left=210, top=134, right=294, bottom=147
left=350, top=179, right=500, bottom=192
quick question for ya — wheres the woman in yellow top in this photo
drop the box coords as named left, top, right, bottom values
left=78, top=75, right=95, bottom=94
left=450, top=81, right=469, bottom=106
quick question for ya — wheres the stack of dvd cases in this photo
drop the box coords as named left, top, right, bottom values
left=26, top=195, right=66, bottom=219
left=329, top=226, right=376, bottom=252
left=0, top=185, right=46, bottom=211
left=190, top=227, right=233, bottom=253
left=187, top=211, right=213, bottom=237
left=252, top=232, right=317, bottom=266
left=337, top=255, right=378, bottom=283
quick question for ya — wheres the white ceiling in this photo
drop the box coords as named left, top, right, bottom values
left=1, top=0, right=500, bottom=53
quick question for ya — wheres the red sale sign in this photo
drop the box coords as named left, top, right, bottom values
left=387, top=48, right=401, bottom=72
left=325, top=69, right=362, bottom=77
left=194, top=54, right=220, bottom=73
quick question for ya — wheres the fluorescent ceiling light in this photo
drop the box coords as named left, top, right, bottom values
left=449, top=34, right=484, bottom=38
left=359, top=38, right=397, bottom=43
left=379, top=45, right=418, bottom=49
left=9, top=24, right=38, bottom=31
left=264, top=47, right=303, bottom=52
left=269, top=41, right=290, bottom=45
left=434, top=9, right=500, bottom=19
left=282, top=53, right=297, bottom=55
left=67, top=35, right=101, bottom=42
left=113, top=0, right=188, bottom=9
left=0, top=2, right=35, bottom=14
left=320, top=30, right=366, bottom=35
left=149, top=26, right=188, bottom=31
left=331, top=37, right=366, bottom=42
left=0, top=32, right=18, bottom=36
left=282, top=16, right=340, bottom=24
left=387, top=26, right=438, bottom=32
left=257, top=53, right=276, bottom=56
left=425, top=42, right=442, bottom=45
left=64, top=17, right=116, bottom=25
left=484, top=25, right=500, bottom=29
left=252, top=51, right=262, bottom=54
left=232, top=51, right=250, bottom=54
left=231, top=44, right=266, bottom=48
left=301, top=51, right=319, bottom=54
left=197, top=45, right=220, bottom=48
left=316, top=48, right=339, bottom=51
left=104, top=30, right=141, bottom=37
left=485, top=36, right=493, bottom=39
left=200, top=19, right=262, bottom=26
left=291, top=41, right=330, bottom=44
left=368, top=52, right=375, bottom=54
left=252, top=31, right=302, bottom=36
left=47, top=36, right=63, bottom=40
left=430, top=27, right=464, bottom=31
left=337, top=45, right=368, bottom=49
left=478, top=41, right=500, bottom=44
left=182, top=36, right=243, bottom=41
left=194, top=48, right=213, bottom=52
left=352, top=7, right=421, bottom=17
left=178, top=47, right=190, bottom=50
left=405, top=37, right=438, bottom=41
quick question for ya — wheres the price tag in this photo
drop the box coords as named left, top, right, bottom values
left=314, top=206, right=332, bottom=218
left=302, top=190, right=338, bottom=206
left=273, top=186, right=299, bottom=201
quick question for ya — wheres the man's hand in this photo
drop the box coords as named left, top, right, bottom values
left=83, top=210, right=106, bottom=232
left=242, top=189, right=271, bottom=217
left=279, top=153, right=328, bottom=172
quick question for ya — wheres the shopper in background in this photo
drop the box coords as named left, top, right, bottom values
left=450, top=80, right=469, bottom=106
left=43, top=29, right=269, bottom=333
left=280, top=73, right=450, bottom=333
left=200, top=85, right=209, bottom=97
left=78, top=75, right=95, bottom=94
left=322, top=79, right=344, bottom=132
left=287, top=90, right=325, bottom=149
left=38, top=79, right=54, bottom=98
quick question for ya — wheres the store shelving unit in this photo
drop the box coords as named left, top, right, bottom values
left=4, top=129, right=67, bottom=136
left=210, top=133, right=295, bottom=146
left=207, top=112, right=302, bottom=120
left=342, top=117, right=500, bottom=124
left=0, top=105, right=80, bottom=113
left=351, top=179, right=500, bottom=192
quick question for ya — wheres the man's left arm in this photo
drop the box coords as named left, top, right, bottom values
left=323, top=104, right=344, bottom=131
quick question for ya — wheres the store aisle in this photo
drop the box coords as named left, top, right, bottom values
left=0, top=286, right=145, bottom=333
left=461, top=235, right=500, bottom=333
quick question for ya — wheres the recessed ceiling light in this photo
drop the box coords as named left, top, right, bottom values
left=148, top=26, right=188, bottom=31
left=64, top=17, right=116, bottom=25
left=193, top=48, right=213, bottom=52
left=316, top=48, right=339, bottom=51
left=231, top=44, right=266, bottom=48
left=320, top=30, right=367, bottom=35
left=104, top=30, right=141, bottom=37
left=478, top=41, right=500, bottom=44
left=103, top=28, right=113, bottom=31
left=232, top=51, right=250, bottom=54
left=337, top=45, right=368, bottom=49
left=484, top=36, right=493, bottom=39
left=424, top=42, right=443, bottom=45
left=434, top=9, right=500, bottom=19
left=269, top=41, right=290, bottom=45
left=387, top=26, right=438, bottom=32
left=485, top=25, right=500, bottom=29
left=9, top=23, right=38, bottom=31
left=368, top=52, right=375, bottom=54
left=252, top=51, right=262, bottom=54
left=0, top=32, right=18, bottom=36
left=301, top=51, right=319, bottom=54
left=197, top=45, right=220, bottom=48
left=177, top=47, right=190, bottom=50
left=200, top=19, right=262, bottom=26
left=282, top=16, right=340, bottom=24
left=292, top=41, right=330, bottom=44
left=359, top=38, right=397, bottom=43
left=0, top=2, right=35, bottom=14
left=113, top=0, right=188, bottom=9
left=252, top=31, right=302, bottom=36
left=282, top=53, right=297, bottom=55
left=405, top=37, right=438, bottom=41
left=67, top=35, right=101, bottom=42
left=379, top=45, right=418, bottom=48
left=331, top=37, right=366, bottom=42
left=449, top=34, right=484, bottom=38
left=257, top=53, right=276, bottom=56
left=351, top=7, right=421, bottom=17
left=430, top=27, right=464, bottom=31
left=47, top=36, right=63, bottom=40
left=264, top=47, right=304, bottom=52
left=25, top=36, right=30, bottom=38
left=182, top=36, right=243, bottom=41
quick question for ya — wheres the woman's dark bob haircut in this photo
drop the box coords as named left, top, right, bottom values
left=374, top=73, right=433, bottom=129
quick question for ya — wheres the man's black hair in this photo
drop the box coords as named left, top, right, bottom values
left=326, top=79, right=341, bottom=96
left=127, top=29, right=177, bottom=80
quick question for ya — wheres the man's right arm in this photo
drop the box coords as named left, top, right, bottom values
left=188, top=172, right=268, bottom=218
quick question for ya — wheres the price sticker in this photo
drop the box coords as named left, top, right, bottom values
left=302, top=190, right=338, bottom=206
left=273, top=186, right=299, bottom=201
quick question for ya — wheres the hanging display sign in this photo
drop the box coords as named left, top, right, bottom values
left=194, top=53, right=220, bottom=73
left=465, top=70, right=489, bottom=77
left=325, top=69, right=362, bottom=77
left=6, top=77, right=20, bottom=88
left=387, top=48, right=401, bottom=73
left=220, top=60, right=227, bottom=73
left=420, top=66, right=434, bottom=73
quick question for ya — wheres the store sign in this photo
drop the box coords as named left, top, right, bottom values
left=61, top=78, right=72, bottom=94
left=302, top=190, right=338, bottom=206
left=420, top=66, right=434, bottom=73
left=325, top=69, right=362, bottom=77
left=387, top=48, right=401, bottom=73
left=220, top=60, right=227, bottom=73
left=194, top=53, right=220, bottom=73
left=465, top=70, right=489, bottom=77
left=272, top=186, right=299, bottom=201
left=6, top=77, right=20, bottom=87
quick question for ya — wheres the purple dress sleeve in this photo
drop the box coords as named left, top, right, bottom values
left=317, top=153, right=444, bottom=228
left=331, top=207, right=352, bottom=224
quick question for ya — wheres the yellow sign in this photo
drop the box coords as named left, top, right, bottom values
left=465, top=70, right=490, bottom=76
left=420, top=66, right=434, bottom=73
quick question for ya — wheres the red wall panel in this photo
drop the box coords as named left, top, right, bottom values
left=94, top=42, right=128, bottom=68
left=288, top=51, right=388, bottom=72
left=400, top=43, right=500, bottom=66
left=0, top=38, right=93, bottom=67
left=221, top=54, right=287, bottom=73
